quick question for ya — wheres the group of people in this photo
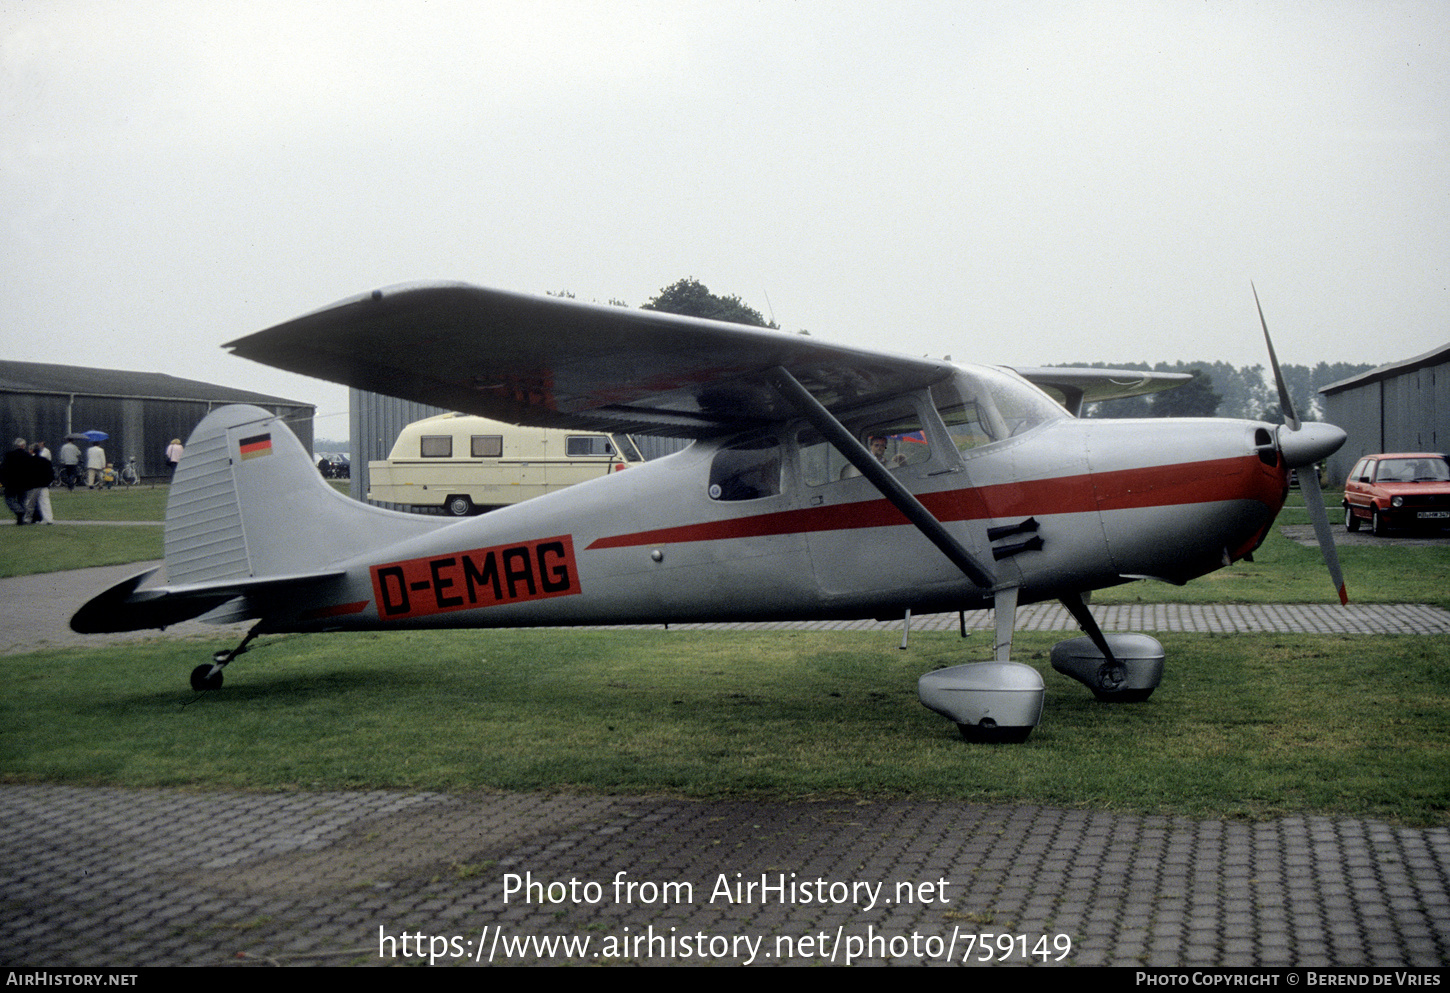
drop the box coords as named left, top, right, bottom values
left=3, top=435, right=187, bottom=524
left=2, top=438, right=56, bottom=525
left=52, top=437, right=111, bottom=490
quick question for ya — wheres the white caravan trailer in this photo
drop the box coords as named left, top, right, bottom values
left=367, top=412, right=642, bottom=515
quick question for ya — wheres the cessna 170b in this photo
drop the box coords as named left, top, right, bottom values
left=71, top=283, right=1348, bottom=741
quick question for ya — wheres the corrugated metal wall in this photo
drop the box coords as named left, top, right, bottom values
left=1322, top=353, right=1447, bottom=484
left=0, top=394, right=69, bottom=455
left=1324, top=385, right=1381, bottom=482
left=633, top=435, right=694, bottom=461
left=1, top=391, right=313, bottom=481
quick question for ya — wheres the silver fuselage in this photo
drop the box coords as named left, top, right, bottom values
left=273, top=386, right=1290, bottom=632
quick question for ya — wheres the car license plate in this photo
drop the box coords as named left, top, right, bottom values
left=1417, top=511, right=1450, bottom=519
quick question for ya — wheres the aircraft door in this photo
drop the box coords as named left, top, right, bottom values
left=798, top=400, right=994, bottom=607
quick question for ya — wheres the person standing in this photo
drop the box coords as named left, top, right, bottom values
left=27, top=443, right=54, bottom=524
left=2, top=438, right=32, bottom=524
left=165, top=438, right=184, bottom=473
left=86, top=441, right=105, bottom=488
left=58, top=438, right=81, bottom=490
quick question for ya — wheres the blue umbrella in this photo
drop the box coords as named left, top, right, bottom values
left=80, top=430, right=108, bottom=442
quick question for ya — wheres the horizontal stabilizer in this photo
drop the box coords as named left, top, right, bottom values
left=70, top=568, right=345, bottom=634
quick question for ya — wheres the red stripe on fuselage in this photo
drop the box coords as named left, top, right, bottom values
left=301, top=600, right=370, bottom=621
left=586, top=455, right=1283, bottom=551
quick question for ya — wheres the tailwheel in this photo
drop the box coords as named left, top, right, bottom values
left=190, top=624, right=263, bottom=692
left=190, top=664, right=224, bottom=692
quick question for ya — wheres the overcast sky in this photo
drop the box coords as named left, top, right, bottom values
left=4, top=1, right=1447, bottom=429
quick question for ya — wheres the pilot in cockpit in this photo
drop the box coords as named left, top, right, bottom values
left=840, top=435, right=906, bottom=479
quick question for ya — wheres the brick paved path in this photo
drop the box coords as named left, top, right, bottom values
left=2, top=785, right=1446, bottom=967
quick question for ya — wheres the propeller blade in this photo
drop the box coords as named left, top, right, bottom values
left=1298, top=468, right=1349, bottom=605
left=1253, top=283, right=1348, bottom=605
left=1253, top=282, right=1300, bottom=431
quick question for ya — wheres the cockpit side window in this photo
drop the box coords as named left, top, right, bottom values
left=841, top=415, right=930, bottom=479
left=798, top=408, right=930, bottom=486
left=708, top=436, right=781, bottom=501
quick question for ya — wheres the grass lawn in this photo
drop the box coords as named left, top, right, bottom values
left=2, top=628, right=1445, bottom=825
left=0, top=525, right=161, bottom=578
left=46, top=484, right=169, bottom=521
left=0, top=483, right=348, bottom=578
left=0, top=485, right=166, bottom=578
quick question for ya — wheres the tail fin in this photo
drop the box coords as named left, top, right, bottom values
left=165, top=404, right=442, bottom=584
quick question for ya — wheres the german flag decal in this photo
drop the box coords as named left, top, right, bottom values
left=238, top=433, right=273, bottom=460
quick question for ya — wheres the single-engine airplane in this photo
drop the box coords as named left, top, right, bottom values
left=72, top=283, right=1348, bottom=741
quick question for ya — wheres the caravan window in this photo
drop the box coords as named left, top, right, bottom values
left=471, top=435, right=503, bottom=458
left=420, top=435, right=452, bottom=458
left=566, top=435, right=616, bottom=457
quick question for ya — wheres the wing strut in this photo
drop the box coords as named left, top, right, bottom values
left=765, top=367, right=996, bottom=589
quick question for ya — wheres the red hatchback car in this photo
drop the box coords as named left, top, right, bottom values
left=1343, top=453, right=1450, bottom=535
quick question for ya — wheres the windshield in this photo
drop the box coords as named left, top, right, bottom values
left=931, top=367, right=1068, bottom=452
left=1375, top=457, right=1450, bottom=483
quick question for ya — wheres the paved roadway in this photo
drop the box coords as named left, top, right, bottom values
left=2, top=564, right=1447, bottom=967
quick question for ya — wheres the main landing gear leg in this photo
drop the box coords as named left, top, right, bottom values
left=1057, top=592, right=1124, bottom=692
left=1052, top=592, right=1163, bottom=701
left=993, top=585, right=1018, bottom=661
left=190, top=624, right=263, bottom=692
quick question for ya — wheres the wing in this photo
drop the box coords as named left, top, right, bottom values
left=225, top=283, right=954, bottom=437
left=1010, top=367, right=1192, bottom=416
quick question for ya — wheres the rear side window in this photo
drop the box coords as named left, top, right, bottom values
left=709, top=436, right=781, bottom=501
left=471, top=435, right=503, bottom=458
left=420, top=435, right=452, bottom=458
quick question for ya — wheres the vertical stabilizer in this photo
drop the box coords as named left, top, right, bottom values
left=164, top=405, right=443, bottom=584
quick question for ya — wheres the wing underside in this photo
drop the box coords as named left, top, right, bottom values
left=226, top=283, right=955, bottom=437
